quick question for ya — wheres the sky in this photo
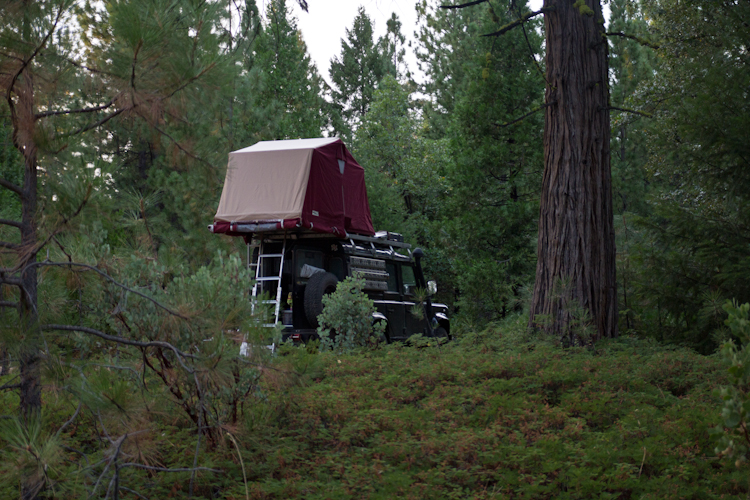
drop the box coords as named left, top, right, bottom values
left=284, top=0, right=547, bottom=86
left=288, top=0, right=423, bottom=85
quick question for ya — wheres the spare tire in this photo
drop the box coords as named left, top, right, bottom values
left=304, top=272, right=339, bottom=328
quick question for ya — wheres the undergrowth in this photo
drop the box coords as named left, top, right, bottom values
left=0, top=316, right=740, bottom=499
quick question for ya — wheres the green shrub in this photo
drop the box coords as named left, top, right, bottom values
left=317, top=276, right=385, bottom=353
left=714, top=301, right=750, bottom=466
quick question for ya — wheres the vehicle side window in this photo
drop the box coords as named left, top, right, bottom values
left=386, top=262, right=398, bottom=292
left=401, top=264, right=416, bottom=295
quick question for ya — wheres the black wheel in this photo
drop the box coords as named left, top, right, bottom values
left=433, top=326, right=449, bottom=339
left=304, top=272, right=339, bottom=328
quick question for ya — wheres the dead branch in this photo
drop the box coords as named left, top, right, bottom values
left=605, top=31, right=660, bottom=50
left=0, top=177, right=22, bottom=196
left=440, top=0, right=489, bottom=9
left=90, top=433, right=126, bottom=498
left=0, top=300, right=18, bottom=308
left=483, top=7, right=554, bottom=37
left=0, top=241, right=19, bottom=250
left=41, top=324, right=196, bottom=360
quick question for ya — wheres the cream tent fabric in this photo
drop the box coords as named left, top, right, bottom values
left=214, top=138, right=339, bottom=223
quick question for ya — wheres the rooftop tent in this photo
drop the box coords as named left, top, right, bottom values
left=211, top=137, right=375, bottom=237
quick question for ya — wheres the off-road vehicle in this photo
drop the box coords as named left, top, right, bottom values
left=209, top=137, right=449, bottom=342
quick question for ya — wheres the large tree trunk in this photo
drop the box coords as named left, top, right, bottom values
left=529, top=0, right=617, bottom=342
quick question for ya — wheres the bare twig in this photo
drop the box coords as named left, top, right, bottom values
left=0, top=300, right=18, bottom=309
left=0, top=241, right=19, bottom=250
left=483, top=7, right=554, bottom=37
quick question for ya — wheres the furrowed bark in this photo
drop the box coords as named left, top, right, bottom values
left=529, top=0, right=617, bottom=342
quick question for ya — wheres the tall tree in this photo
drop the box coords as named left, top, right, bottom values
left=329, top=7, right=387, bottom=135
left=0, top=0, right=235, bottom=422
left=626, top=0, right=750, bottom=351
left=252, top=0, right=326, bottom=139
left=441, top=0, right=617, bottom=342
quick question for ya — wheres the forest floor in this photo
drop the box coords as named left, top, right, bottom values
left=0, top=318, right=745, bottom=499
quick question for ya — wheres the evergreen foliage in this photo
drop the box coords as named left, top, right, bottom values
left=317, top=276, right=386, bottom=353
left=328, top=7, right=390, bottom=137
left=625, top=0, right=750, bottom=351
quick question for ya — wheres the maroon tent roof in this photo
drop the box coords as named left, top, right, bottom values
left=211, top=138, right=375, bottom=237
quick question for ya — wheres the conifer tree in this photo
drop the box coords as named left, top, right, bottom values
left=252, top=0, right=326, bottom=140
left=329, top=7, right=388, bottom=135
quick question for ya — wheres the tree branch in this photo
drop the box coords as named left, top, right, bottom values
left=118, top=463, right=221, bottom=474
left=483, top=7, right=554, bottom=37
left=54, top=401, right=82, bottom=439
left=495, top=101, right=556, bottom=128
left=0, top=177, right=23, bottom=197
left=0, top=300, right=18, bottom=308
left=35, top=97, right=118, bottom=120
left=0, top=218, right=22, bottom=229
left=604, top=106, right=653, bottom=118
left=163, top=63, right=216, bottom=100
left=24, top=261, right=189, bottom=320
left=440, top=0, right=489, bottom=9
left=5, top=5, right=64, bottom=106
left=40, top=324, right=196, bottom=360
left=67, top=107, right=126, bottom=136
left=0, top=241, right=19, bottom=250
left=605, top=31, right=660, bottom=50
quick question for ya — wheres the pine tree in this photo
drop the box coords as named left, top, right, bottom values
left=329, top=7, right=388, bottom=135
left=251, top=0, right=326, bottom=140
left=416, top=0, right=544, bottom=322
left=627, top=0, right=750, bottom=351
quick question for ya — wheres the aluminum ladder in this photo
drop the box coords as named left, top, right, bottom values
left=250, top=237, right=286, bottom=327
